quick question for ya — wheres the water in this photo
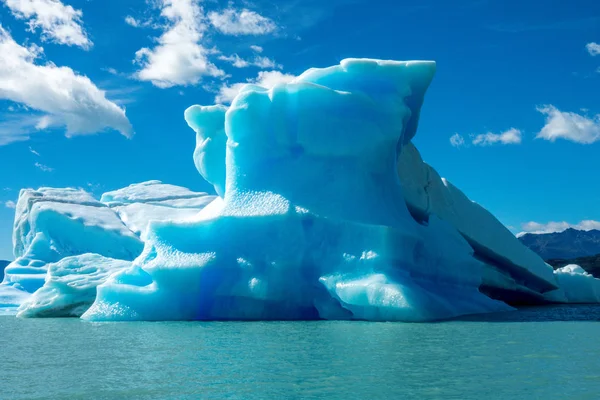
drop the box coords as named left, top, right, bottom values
left=2, top=305, right=600, bottom=400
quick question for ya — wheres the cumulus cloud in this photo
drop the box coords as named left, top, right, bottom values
left=519, top=220, right=600, bottom=236
left=0, top=26, right=132, bottom=146
left=2, top=0, right=91, bottom=49
left=133, top=0, right=224, bottom=88
left=5, top=200, right=16, bottom=209
left=449, top=133, right=465, bottom=148
left=215, top=70, right=296, bottom=104
left=208, top=8, right=276, bottom=35
left=34, top=161, right=53, bottom=172
left=250, top=45, right=263, bottom=53
left=218, top=53, right=280, bottom=69
left=536, top=105, right=600, bottom=144
left=586, top=42, right=600, bottom=56
left=472, top=128, right=522, bottom=146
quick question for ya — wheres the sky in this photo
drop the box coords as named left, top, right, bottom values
left=0, top=0, right=599, bottom=260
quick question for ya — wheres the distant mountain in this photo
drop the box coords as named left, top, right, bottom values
left=546, top=254, right=600, bottom=278
left=518, top=228, right=600, bottom=260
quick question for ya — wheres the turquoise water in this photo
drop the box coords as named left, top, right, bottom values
left=2, top=306, right=600, bottom=399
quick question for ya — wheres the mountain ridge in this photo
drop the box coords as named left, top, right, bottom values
left=518, top=228, right=600, bottom=260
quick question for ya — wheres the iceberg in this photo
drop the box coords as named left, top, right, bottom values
left=4, top=58, right=600, bottom=321
left=544, top=265, right=600, bottom=304
left=0, top=181, right=214, bottom=313
left=80, top=58, right=529, bottom=322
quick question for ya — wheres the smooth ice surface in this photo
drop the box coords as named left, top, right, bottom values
left=17, top=254, right=131, bottom=318
left=184, top=106, right=227, bottom=197
left=398, top=143, right=557, bottom=292
left=544, top=265, right=600, bottom=304
left=103, top=180, right=216, bottom=236
left=84, top=59, right=513, bottom=322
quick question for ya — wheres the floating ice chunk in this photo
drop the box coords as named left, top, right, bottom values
left=1, top=182, right=214, bottom=312
left=544, top=265, right=600, bottom=304
left=12, top=188, right=143, bottom=263
left=18, top=254, right=131, bottom=318
left=1, top=188, right=143, bottom=308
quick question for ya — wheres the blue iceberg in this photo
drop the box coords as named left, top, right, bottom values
left=4, top=58, right=598, bottom=321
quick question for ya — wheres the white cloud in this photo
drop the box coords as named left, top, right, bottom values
left=34, top=161, right=53, bottom=172
left=449, top=133, right=465, bottom=148
left=0, top=113, right=41, bottom=145
left=216, top=70, right=295, bottom=103
left=4, top=200, right=16, bottom=209
left=133, top=0, right=224, bottom=88
left=451, top=128, right=522, bottom=147
left=125, top=15, right=141, bottom=27
left=586, top=42, right=600, bottom=56
left=0, top=26, right=132, bottom=145
left=536, top=105, right=600, bottom=144
left=519, top=220, right=600, bottom=236
left=218, top=54, right=249, bottom=68
left=253, top=56, right=280, bottom=69
left=250, top=45, right=263, bottom=53
left=218, top=53, right=280, bottom=69
left=29, top=146, right=40, bottom=156
left=472, top=128, right=522, bottom=146
left=208, top=8, right=276, bottom=36
left=3, top=0, right=91, bottom=49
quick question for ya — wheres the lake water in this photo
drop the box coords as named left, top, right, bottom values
left=2, top=305, right=600, bottom=399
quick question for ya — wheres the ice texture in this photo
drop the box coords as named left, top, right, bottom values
left=0, top=181, right=214, bottom=314
left=397, top=143, right=558, bottom=295
left=102, top=180, right=216, bottom=236
left=83, top=59, right=517, bottom=322
left=17, top=254, right=131, bottom=318
left=544, top=265, right=600, bottom=304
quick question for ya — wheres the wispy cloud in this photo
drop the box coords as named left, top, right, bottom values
left=2, top=0, right=92, bottom=49
left=450, top=128, right=522, bottom=148
left=472, top=128, right=522, bottom=146
left=29, top=146, right=40, bottom=156
left=132, top=0, right=224, bottom=88
left=208, top=8, right=277, bottom=36
left=0, top=112, right=45, bottom=145
left=216, top=70, right=296, bottom=104
left=449, top=133, right=465, bottom=148
left=250, top=45, right=263, bottom=53
left=34, top=161, right=53, bottom=172
left=0, top=25, right=132, bottom=145
left=4, top=200, right=16, bottom=209
left=519, top=220, right=600, bottom=236
left=536, top=105, right=600, bottom=144
left=218, top=53, right=281, bottom=69
left=586, top=42, right=600, bottom=56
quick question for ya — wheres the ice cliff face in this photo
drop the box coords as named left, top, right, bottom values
left=3, top=58, right=599, bottom=321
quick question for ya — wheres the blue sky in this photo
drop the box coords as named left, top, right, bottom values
left=0, top=0, right=599, bottom=260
